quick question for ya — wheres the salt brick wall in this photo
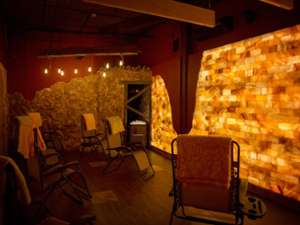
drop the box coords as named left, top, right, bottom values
left=190, top=24, right=300, bottom=201
left=151, top=75, right=177, bottom=153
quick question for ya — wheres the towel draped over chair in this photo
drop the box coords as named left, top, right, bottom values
left=175, top=135, right=232, bottom=213
left=82, top=113, right=96, bottom=131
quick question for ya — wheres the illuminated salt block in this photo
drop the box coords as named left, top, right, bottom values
left=249, top=152, right=257, bottom=160
left=271, top=172, right=299, bottom=185
left=248, top=176, right=260, bottom=185
left=276, top=158, right=286, bottom=166
left=222, top=89, right=231, bottom=96
left=278, top=123, right=296, bottom=131
left=227, top=118, right=236, bottom=125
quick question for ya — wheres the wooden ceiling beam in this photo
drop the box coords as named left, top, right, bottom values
left=83, top=0, right=215, bottom=27
left=259, top=0, right=293, bottom=10
left=38, top=47, right=141, bottom=58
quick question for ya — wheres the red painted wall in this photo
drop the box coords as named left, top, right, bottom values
left=0, top=20, right=7, bottom=66
left=7, top=31, right=137, bottom=99
left=137, top=23, right=181, bottom=132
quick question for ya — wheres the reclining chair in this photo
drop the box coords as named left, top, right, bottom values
left=28, top=112, right=62, bottom=163
left=102, top=116, right=154, bottom=177
left=80, top=113, right=104, bottom=154
left=169, top=135, right=262, bottom=225
left=0, top=155, right=95, bottom=225
left=33, top=128, right=92, bottom=204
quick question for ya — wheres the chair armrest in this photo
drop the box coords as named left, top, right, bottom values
left=107, top=146, right=132, bottom=152
left=70, top=214, right=96, bottom=225
left=64, top=160, right=80, bottom=169
left=43, top=164, right=65, bottom=177
left=43, top=152, right=59, bottom=159
left=43, top=161, right=80, bottom=177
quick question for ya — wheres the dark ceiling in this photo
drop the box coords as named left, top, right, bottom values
left=1, top=0, right=165, bottom=36
left=1, top=0, right=300, bottom=39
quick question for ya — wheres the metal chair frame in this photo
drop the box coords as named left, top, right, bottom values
left=169, top=137, right=244, bottom=225
left=80, top=115, right=104, bottom=154
left=33, top=128, right=92, bottom=205
left=101, top=118, right=133, bottom=174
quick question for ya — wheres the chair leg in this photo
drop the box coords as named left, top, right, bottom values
left=169, top=200, right=177, bottom=225
left=169, top=213, right=174, bottom=225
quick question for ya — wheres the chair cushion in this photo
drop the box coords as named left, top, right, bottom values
left=180, top=181, right=231, bottom=213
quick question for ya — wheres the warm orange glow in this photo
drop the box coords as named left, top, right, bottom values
left=119, top=60, right=124, bottom=66
left=88, top=66, right=92, bottom=72
left=191, top=24, right=300, bottom=201
left=60, top=70, right=64, bottom=76
left=102, top=72, right=106, bottom=77
left=74, top=68, right=78, bottom=74
left=151, top=75, right=177, bottom=153
left=44, top=68, right=48, bottom=74
left=105, top=62, right=110, bottom=69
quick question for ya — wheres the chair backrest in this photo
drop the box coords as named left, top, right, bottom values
left=80, top=113, right=97, bottom=137
left=171, top=135, right=239, bottom=213
left=103, top=116, right=125, bottom=149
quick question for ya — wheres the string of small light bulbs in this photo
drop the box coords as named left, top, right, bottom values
left=43, top=58, right=124, bottom=78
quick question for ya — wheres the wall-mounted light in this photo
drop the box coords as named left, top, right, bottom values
left=74, top=68, right=78, bottom=74
left=119, top=54, right=124, bottom=67
left=105, top=62, right=110, bottom=69
left=102, top=72, right=106, bottom=78
left=44, top=68, right=48, bottom=74
left=60, top=69, right=64, bottom=76
left=58, top=68, right=61, bottom=74
left=88, top=66, right=92, bottom=72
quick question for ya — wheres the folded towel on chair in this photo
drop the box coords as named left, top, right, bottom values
left=106, top=116, right=125, bottom=135
left=83, top=113, right=96, bottom=131
left=176, top=135, right=232, bottom=188
left=17, top=116, right=35, bottom=159
left=17, top=116, right=46, bottom=159
left=28, top=112, right=42, bottom=127
left=28, top=112, right=47, bottom=152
